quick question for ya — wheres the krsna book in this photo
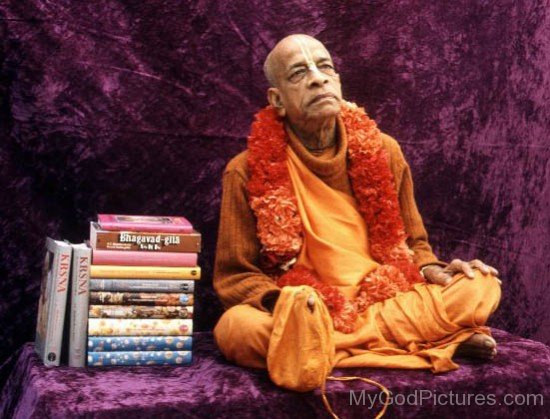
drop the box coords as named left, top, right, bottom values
left=35, top=238, right=72, bottom=366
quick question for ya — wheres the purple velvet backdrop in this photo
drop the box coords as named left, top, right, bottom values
left=0, top=0, right=549, bottom=368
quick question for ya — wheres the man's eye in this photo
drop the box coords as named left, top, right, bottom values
left=289, top=69, right=307, bottom=82
left=319, top=64, right=336, bottom=74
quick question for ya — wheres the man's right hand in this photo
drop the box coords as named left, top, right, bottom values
left=422, top=260, right=501, bottom=286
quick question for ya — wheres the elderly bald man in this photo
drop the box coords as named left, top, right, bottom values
left=213, top=34, right=501, bottom=392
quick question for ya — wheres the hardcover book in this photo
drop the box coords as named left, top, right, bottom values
left=89, top=279, right=195, bottom=293
left=87, top=350, right=192, bottom=366
left=97, top=214, right=193, bottom=233
left=67, top=243, right=92, bottom=367
left=35, top=238, right=72, bottom=366
left=89, top=292, right=194, bottom=306
left=88, top=318, right=193, bottom=336
left=88, top=305, right=193, bottom=319
left=90, top=222, right=201, bottom=253
left=92, top=249, right=198, bottom=267
left=88, top=335, right=193, bottom=352
left=90, top=265, right=200, bottom=279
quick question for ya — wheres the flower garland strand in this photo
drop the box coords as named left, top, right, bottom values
left=247, top=103, right=425, bottom=333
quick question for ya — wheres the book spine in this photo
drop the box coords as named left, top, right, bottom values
left=88, top=318, right=193, bottom=336
left=89, top=292, right=194, bottom=306
left=88, top=336, right=193, bottom=352
left=45, top=242, right=72, bottom=366
left=68, top=245, right=91, bottom=367
left=90, top=279, right=194, bottom=293
left=92, top=249, right=197, bottom=267
left=90, top=265, right=200, bottom=279
left=87, top=350, right=192, bottom=366
left=89, top=305, right=193, bottom=319
left=90, top=223, right=201, bottom=253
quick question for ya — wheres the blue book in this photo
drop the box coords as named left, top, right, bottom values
left=88, top=336, right=193, bottom=352
left=87, top=350, right=192, bottom=366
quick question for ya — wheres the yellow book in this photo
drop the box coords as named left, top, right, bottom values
left=90, top=265, right=200, bottom=279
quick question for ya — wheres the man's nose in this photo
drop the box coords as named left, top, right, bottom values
left=306, top=67, right=329, bottom=87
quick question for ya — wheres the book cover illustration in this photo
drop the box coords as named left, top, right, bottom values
left=89, top=305, right=193, bottom=319
left=90, top=265, right=200, bottom=279
left=92, top=249, right=198, bottom=267
left=89, top=279, right=195, bottom=293
left=89, top=292, right=193, bottom=306
left=35, top=238, right=72, bottom=367
left=67, top=243, right=92, bottom=367
left=90, top=222, right=201, bottom=253
left=98, top=214, right=193, bottom=234
left=88, top=318, right=193, bottom=336
left=87, top=350, right=192, bottom=366
left=88, top=335, right=193, bottom=352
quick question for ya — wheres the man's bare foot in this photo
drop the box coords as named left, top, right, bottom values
left=454, top=333, right=497, bottom=359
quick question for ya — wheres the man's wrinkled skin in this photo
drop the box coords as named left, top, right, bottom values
left=264, top=34, right=500, bottom=360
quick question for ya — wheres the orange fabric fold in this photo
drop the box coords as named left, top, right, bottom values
left=287, top=145, right=378, bottom=299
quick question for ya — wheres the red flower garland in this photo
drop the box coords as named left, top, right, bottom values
left=247, top=102, right=425, bottom=333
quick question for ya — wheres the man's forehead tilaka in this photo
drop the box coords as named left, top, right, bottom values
left=291, top=37, right=327, bottom=77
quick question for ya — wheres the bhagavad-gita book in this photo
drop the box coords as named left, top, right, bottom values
left=90, top=222, right=201, bottom=253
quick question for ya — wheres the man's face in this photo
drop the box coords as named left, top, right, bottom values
left=269, top=36, right=342, bottom=124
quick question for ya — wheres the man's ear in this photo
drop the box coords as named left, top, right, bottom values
left=267, top=88, right=286, bottom=117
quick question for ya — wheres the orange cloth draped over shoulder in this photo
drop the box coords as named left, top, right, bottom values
left=214, top=140, right=501, bottom=378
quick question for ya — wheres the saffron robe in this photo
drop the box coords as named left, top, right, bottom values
left=213, top=119, right=501, bottom=376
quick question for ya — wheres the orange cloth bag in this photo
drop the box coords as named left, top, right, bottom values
left=267, top=285, right=335, bottom=392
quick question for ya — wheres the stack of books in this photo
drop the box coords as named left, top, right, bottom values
left=86, top=214, right=201, bottom=366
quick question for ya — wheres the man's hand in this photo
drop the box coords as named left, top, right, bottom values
left=422, top=259, right=501, bottom=286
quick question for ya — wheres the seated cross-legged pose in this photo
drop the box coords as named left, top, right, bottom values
left=213, top=34, right=502, bottom=394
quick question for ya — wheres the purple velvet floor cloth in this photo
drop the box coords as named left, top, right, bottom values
left=0, top=330, right=548, bottom=419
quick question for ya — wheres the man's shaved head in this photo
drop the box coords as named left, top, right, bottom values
left=263, top=34, right=342, bottom=125
left=263, top=34, right=329, bottom=87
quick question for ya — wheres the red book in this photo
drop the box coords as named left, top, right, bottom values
left=98, top=214, right=193, bottom=233
left=92, top=249, right=197, bottom=267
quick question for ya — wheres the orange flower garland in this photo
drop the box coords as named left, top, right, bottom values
left=247, top=102, right=425, bottom=333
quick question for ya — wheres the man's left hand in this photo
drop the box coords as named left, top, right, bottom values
left=422, top=259, right=501, bottom=286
